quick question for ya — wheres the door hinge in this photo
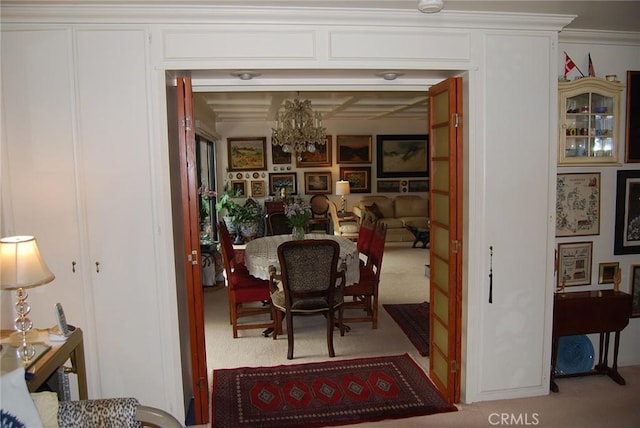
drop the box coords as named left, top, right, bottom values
left=452, top=240, right=461, bottom=254
left=453, top=112, right=460, bottom=128
left=187, top=250, right=198, bottom=265
left=181, top=115, right=192, bottom=131
left=451, top=360, right=459, bottom=373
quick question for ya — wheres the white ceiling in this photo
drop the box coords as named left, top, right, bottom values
left=187, top=1, right=640, bottom=125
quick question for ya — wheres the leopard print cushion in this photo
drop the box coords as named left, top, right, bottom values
left=58, top=398, right=140, bottom=428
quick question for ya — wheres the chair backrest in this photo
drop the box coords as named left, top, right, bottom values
left=366, top=221, right=388, bottom=277
left=277, top=240, right=342, bottom=310
left=356, top=214, right=376, bottom=258
left=217, top=221, right=239, bottom=275
left=268, top=212, right=293, bottom=235
left=310, top=194, right=329, bottom=217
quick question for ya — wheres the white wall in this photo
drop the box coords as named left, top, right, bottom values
left=559, top=30, right=640, bottom=366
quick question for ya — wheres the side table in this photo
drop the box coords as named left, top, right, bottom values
left=1, top=328, right=88, bottom=400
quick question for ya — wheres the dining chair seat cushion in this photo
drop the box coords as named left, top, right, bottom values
left=233, top=284, right=271, bottom=302
left=271, top=288, right=344, bottom=313
left=338, top=223, right=360, bottom=234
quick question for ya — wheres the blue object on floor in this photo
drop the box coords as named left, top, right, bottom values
left=556, top=335, right=595, bottom=375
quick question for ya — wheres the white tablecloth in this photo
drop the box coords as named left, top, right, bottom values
left=244, top=234, right=360, bottom=286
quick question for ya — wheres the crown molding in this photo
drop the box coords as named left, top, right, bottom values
left=1, top=3, right=574, bottom=32
left=559, top=29, right=640, bottom=46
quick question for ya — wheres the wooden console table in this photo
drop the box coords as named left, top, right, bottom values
left=1, top=328, right=88, bottom=399
left=551, top=290, right=632, bottom=392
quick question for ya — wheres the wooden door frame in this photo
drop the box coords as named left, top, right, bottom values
left=176, top=77, right=210, bottom=424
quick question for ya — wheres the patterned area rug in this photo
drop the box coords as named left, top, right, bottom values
left=212, top=354, right=455, bottom=427
left=383, top=302, right=429, bottom=356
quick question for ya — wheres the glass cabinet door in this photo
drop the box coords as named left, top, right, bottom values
left=559, top=77, right=624, bottom=165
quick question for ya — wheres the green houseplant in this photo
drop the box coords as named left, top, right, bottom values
left=232, top=199, right=264, bottom=241
left=215, top=188, right=241, bottom=234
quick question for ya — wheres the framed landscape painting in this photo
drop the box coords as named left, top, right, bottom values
left=337, top=135, right=372, bottom=164
left=376, top=134, right=428, bottom=178
left=271, top=143, right=292, bottom=165
left=296, top=136, right=332, bottom=167
left=269, top=172, right=297, bottom=196
left=227, top=137, right=267, bottom=171
left=304, top=171, right=332, bottom=194
left=339, top=166, right=371, bottom=193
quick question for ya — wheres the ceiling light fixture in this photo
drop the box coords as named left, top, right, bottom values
left=418, top=0, right=444, bottom=13
left=231, top=71, right=260, bottom=80
left=379, top=71, right=401, bottom=81
left=271, top=94, right=326, bottom=160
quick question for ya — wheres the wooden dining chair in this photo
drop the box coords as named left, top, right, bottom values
left=307, top=194, right=331, bottom=233
left=328, top=200, right=359, bottom=241
left=356, top=213, right=377, bottom=266
left=341, top=221, right=387, bottom=330
left=269, top=240, right=345, bottom=359
left=217, top=222, right=275, bottom=338
left=267, top=211, right=293, bottom=236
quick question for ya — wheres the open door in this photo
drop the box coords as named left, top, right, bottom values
left=428, top=77, right=463, bottom=404
left=176, top=76, right=210, bottom=423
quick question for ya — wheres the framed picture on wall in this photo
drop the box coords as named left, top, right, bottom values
left=631, top=265, right=640, bottom=317
left=251, top=180, right=265, bottom=197
left=304, top=171, right=332, bottom=194
left=271, top=143, right=292, bottom=165
left=269, top=172, right=297, bottom=196
left=337, top=135, right=372, bottom=164
left=614, top=170, right=640, bottom=254
left=376, top=134, right=428, bottom=178
left=377, top=180, right=402, bottom=193
left=557, top=241, right=593, bottom=287
left=598, top=262, right=619, bottom=284
left=408, top=179, right=430, bottom=192
left=231, top=180, right=247, bottom=197
left=556, top=172, right=600, bottom=237
left=626, top=71, right=640, bottom=163
left=339, top=166, right=371, bottom=193
left=227, top=137, right=267, bottom=171
left=296, top=136, right=333, bottom=167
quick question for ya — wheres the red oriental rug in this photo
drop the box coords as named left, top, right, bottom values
left=383, top=302, right=430, bottom=356
left=212, top=353, right=456, bottom=427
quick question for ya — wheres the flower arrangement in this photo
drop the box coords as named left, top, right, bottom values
left=284, top=199, right=311, bottom=228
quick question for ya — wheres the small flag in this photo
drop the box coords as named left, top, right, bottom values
left=564, top=52, right=577, bottom=76
left=588, top=53, right=595, bottom=77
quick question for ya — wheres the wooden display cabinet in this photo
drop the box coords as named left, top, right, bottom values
left=558, top=77, right=624, bottom=165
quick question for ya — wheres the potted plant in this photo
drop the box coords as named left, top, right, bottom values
left=232, top=199, right=264, bottom=241
left=215, top=188, right=240, bottom=234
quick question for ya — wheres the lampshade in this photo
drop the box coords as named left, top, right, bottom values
left=0, top=236, right=55, bottom=290
left=335, top=180, right=351, bottom=196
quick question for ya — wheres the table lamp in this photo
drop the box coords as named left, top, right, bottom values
left=335, top=180, right=351, bottom=214
left=0, top=236, right=55, bottom=361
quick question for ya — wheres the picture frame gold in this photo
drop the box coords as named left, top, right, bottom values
left=337, top=135, right=372, bottom=164
left=296, top=136, right=333, bottom=167
left=250, top=180, right=265, bottom=197
left=231, top=180, right=247, bottom=198
left=227, top=137, right=267, bottom=171
left=304, top=171, right=332, bottom=194
left=598, top=262, right=619, bottom=284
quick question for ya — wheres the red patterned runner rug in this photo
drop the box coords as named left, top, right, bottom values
left=212, top=353, right=456, bottom=427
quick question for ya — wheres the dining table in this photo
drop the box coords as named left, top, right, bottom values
left=244, top=233, right=360, bottom=286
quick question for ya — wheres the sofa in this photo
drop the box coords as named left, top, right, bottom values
left=352, top=195, right=429, bottom=243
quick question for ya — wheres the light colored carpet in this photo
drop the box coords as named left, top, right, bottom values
left=202, top=242, right=640, bottom=427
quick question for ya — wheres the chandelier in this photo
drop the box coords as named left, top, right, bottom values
left=271, top=96, right=326, bottom=158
